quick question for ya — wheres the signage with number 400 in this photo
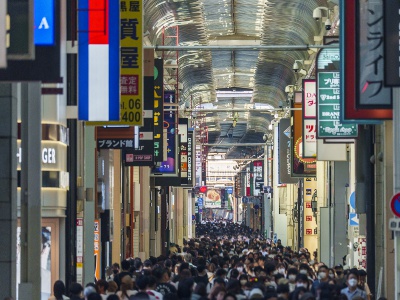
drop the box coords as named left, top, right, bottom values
left=121, top=98, right=142, bottom=123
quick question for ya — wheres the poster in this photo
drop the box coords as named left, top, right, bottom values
left=17, top=226, right=52, bottom=300
left=205, top=189, right=221, bottom=208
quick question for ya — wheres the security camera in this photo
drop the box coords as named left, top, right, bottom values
left=185, top=102, right=190, bottom=109
left=285, top=85, right=294, bottom=93
left=278, top=100, right=284, bottom=108
left=313, top=8, right=322, bottom=20
left=293, top=61, right=299, bottom=72
left=325, top=19, right=332, bottom=30
left=298, top=69, right=307, bottom=76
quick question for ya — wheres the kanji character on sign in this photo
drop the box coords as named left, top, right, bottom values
left=121, top=18, right=139, bottom=40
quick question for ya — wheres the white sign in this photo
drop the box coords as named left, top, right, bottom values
left=17, top=147, right=56, bottom=164
left=76, top=218, right=84, bottom=285
left=303, top=80, right=316, bottom=118
left=303, top=119, right=317, bottom=158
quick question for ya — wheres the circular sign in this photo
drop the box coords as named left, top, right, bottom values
left=199, top=186, right=207, bottom=193
left=390, top=193, right=400, bottom=218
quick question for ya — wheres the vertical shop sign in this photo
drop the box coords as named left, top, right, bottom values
left=356, top=0, right=391, bottom=107
left=340, top=0, right=392, bottom=121
left=303, top=178, right=318, bottom=250
left=317, top=48, right=358, bottom=138
left=34, top=0, right=54, bottom=45
left=292, top=93, right=317, bottom=177
left=278, top=118, right=298, bottom=184
left=119, top=0, right=143, bottom=125
left=302, top=79, right=317, bottom=158
left=253, top=160, right=263, bottom=196
left=76, top=218, right=84, bottom=285
left=246, top=167, right=251, bottom=196
left=123, top=52, right=155, bottom=166
left=187, top=130, right=193, bottom=186
left=179, top=118, right=188, bottom=183
left=94, top=220, right=100, bottom=281
left=78, top=0, right=120, bottom=121
left=152, top=91, right=177, bottom=174
left=153, top=59, right=164, bottom=162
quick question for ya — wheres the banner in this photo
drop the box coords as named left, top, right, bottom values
left=78, top=0, right=120, bottom=122
left=340, top=0, right=392, bottom=121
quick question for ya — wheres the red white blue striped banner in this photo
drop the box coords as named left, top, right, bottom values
left=78, top=0, right=120, bottom=121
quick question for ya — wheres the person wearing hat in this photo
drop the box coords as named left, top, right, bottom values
left=249, top=288, right=264, bottom=299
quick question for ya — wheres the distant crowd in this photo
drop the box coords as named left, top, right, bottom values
left=47, top=221, right=384, bottom=300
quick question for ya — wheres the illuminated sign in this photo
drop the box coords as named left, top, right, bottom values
left=34, top=0, right=54, bottom=45
left=16, top=141, right=67, bottom=171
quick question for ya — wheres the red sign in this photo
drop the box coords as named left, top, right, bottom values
left=306, top=202, right=312, bottom=208
left=199, top=186, right=207, bottom=193
left=306, top=216, right=313, bottom=222
left=306, top=229, right=312, bottom=235
left=390, top=192, right=400, bottom=218
left=342, top=0, right=392, bottom=120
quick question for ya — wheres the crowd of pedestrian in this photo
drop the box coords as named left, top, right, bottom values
left=48, top=221, right=386, bottom=300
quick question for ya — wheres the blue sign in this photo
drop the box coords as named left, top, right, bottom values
left=34, top=0, right=55, bottom=45
left=226, top=187, right=233, bottom=194
left=242, top=197, right=249, bottom=204
left=197, top=197, right=203, bottom=207
left=390, top=193, right=400, bottom=218
left=349, top=192, right=356, bottom=209
left=349, top=213, right=359, bottom=226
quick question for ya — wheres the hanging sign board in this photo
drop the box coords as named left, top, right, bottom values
left=317, top=47, right=358, bottom=139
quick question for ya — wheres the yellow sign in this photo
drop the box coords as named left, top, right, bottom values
left=87, top=0, right=143, bottom=126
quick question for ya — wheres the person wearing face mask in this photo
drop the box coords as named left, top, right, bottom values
left=286, top=268, right=298, bottom=292
left=310, top=265, right=329, bottom=296
left=235, top=263, right=245, bottom=275
left=340, top=270, right=367, bottom=299
left=334, top=264, right=346, bottom=288
left=238, top=274, right=248, bottom=289
left=294, top=274, right=309, bottom=291
left=277, top=265, right=286, bottom=276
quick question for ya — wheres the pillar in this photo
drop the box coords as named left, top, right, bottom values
left=0, top=83, right=18, bottom=300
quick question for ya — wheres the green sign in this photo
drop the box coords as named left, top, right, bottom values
left=317, top=48, right=358, bottom=139
left=317, top=72, right=357, bottom=137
